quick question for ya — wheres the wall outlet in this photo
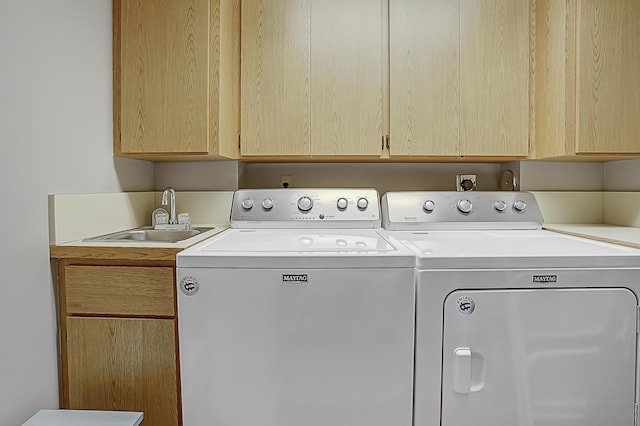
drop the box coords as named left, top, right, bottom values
left=280, top=175, right=293, bottom=188
left=456, top=174, right=477, bottom=191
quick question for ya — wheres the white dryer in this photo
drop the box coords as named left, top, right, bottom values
left=177, top=189, right=415, bottom=426
left=382, top=191, right=640, bottom=426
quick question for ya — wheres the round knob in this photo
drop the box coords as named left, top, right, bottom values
left=423, top=200, right=436, bottom=212
left=336, top=198, right=348, bottom=210
left=356, top=197, right=369, bottom=210
left=241, top=198, right=254, bottom=210
left=297, top=196, right=313, bottom=212
left=457, top=199, right=472, bottom=213
left=262, top=198, right=274, bottom=210
left=514, top=200, right=527, bottom=211
left=494, top=200, right=507, bottom=212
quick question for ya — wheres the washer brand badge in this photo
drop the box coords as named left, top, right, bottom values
left=533, top=275, right=558, bottom=283
left=180, top=276, right=199, bottom=296
left=456, top=296, right=475, bottom=315
left=282, top=274, right=309, bottom=284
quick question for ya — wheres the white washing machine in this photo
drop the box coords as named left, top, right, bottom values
left=382, top=191, right=640, bottom=426
left=176, top=189, right=415, bottom=426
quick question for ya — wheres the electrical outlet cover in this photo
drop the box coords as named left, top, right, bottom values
left=456, top=174, right=477, bottom=191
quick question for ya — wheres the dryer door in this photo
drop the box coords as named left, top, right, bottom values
left=441, top=288, right=637, bottom=426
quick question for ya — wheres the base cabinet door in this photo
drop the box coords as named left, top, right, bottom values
left=66, top=317, right=179, bottom=426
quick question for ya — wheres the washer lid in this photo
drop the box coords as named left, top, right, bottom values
left=391, top=229, right=640, bottom=269
left=178, top=229, right=416, bottom=268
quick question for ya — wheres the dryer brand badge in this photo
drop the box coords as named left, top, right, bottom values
left=282, top=274, right=309, bottom=284
left=456, top=296, right=475, bottom=315
left=533, top=275, right=558, bottom=283
left=180, top=276, right=199, bottom=296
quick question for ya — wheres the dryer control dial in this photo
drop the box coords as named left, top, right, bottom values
left=297, top=196, right=313, bottom=212
left=494, top=200, right=507, bottom=212
left=241, top=198, right=254, bottom=210
left=262, top=198, right=274, bottom=210
left=357, top=197, right=369, bottom=210
left=423, top=200, right=436, bottom=212
left=514, top=200, right=527, bottom=211
left=457, top=199, right=473, bottom=213
left=336, top=197, right=348, bottom=210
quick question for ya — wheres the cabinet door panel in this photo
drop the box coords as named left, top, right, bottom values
left=577, top=0, right=640, bottom=154
left=390, top=0, right=460, bottom=156
left=311, top=0, right=384, bottom=156
left=120, top=0, right=209, bottom=154
left=460, top=0, right=529, bottom=156
left=241, top=0, right=311, bottom=155
left=66, top=317, right=179, bottom=426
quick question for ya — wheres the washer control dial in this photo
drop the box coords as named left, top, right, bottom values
left=336, top=197, right=348, bottom=210
left=241, top=198, right=254, bottom=210
left=494, top=200, right=507, bottom=212
left=262, top=198, right=274, bottom=210
left=423, top=200, right=436, bottom=212
left=514, top=200, right=527, bottom=211
left=357, top=197, right=369, bottom=210
left=457, top=199, right=473, bottom=213
left=297, top=196, right=313, bottom=212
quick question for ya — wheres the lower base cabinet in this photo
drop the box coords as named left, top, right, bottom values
left=57, top=260, right=180, bottom=426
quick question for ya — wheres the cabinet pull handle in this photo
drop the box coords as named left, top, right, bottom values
left=381, top=135, right=385, bottom=150
left=385, top=135, right=390, bottom=150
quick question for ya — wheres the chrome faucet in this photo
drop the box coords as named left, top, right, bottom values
left=162, top=186, right=177, bottom=224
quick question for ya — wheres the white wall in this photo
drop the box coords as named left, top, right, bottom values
left=604, top=159, right=640, bottom=191
left=0, top=1, right=153, bottom=424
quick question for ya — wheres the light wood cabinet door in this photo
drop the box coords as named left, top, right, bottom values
left=576, top=0, right=640, bottom=154
left=311, top=0, right=384, bottom=156
left=460, top=0, right=530, bottom=156
left=66, top=317, right=179, bottom=426
left=390, top=0, right=460, bottom=156
left=390, top=0, right=530, bottom=158
left=116, top=0, right=240, bottom=159
left=241, top=0, right=311, bottom=156
left=119, top=0, right=209, bottom=154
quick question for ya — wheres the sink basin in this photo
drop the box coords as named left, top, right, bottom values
left=83, top=227, right=214, bottom=243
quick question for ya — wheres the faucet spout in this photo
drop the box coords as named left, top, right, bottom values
left=162, top=186, right=177, bottom=224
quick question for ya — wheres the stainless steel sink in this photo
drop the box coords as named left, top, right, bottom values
left=83, top=227, right=214, bottom=243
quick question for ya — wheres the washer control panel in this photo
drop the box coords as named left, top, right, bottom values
left=231, top=188, right=380, bottom=228
left=382, top=191, right=544, bottom=230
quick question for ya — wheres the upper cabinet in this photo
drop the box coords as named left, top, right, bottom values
left=536, top=0, right=640, bottom=158
left=389, top=0, right=531, bottom=158
left=114, top=0, right=240, bottom=160
left=241, top=0, right=384, bottom=158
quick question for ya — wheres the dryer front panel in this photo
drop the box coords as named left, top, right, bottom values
left=441, top=288, right=637, bottom=426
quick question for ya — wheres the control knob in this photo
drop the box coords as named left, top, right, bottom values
left=356, top=197, right=369, bottom=210
left=336, top=197, right=348, bottom=210
left=241, top=198, right=254, bottom=210
left=457, top=199, right=472, bottom=213
left=513, top=200, right=527, bottom=211
left=423, top=200, right=436, bottom=212
left=262, top=198, right=274, bottom=210
left=494, top=200, right=507, bottom=212
left=297, top=196, right=313, bottom=212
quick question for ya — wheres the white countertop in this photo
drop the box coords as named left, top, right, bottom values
left=53, top=225, right=229, bottom=249
left=23, top=410, right=143, bottom=426
left=544, top=223, right=640, bottom=250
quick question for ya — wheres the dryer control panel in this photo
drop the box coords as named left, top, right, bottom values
left=382, top=191, right=544, bottom=230
left=231, top=188, right=381, bottom=228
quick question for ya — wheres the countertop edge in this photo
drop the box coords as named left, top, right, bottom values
left=543, top=224, right=640, bottom=250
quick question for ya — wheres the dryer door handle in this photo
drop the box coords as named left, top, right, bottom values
left=452, top=347, right=472, bottom=394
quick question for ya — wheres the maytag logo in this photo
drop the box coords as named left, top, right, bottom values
left=282, top=274, right=309, bottom=284
left=533, top=275, right=558, bottom=283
